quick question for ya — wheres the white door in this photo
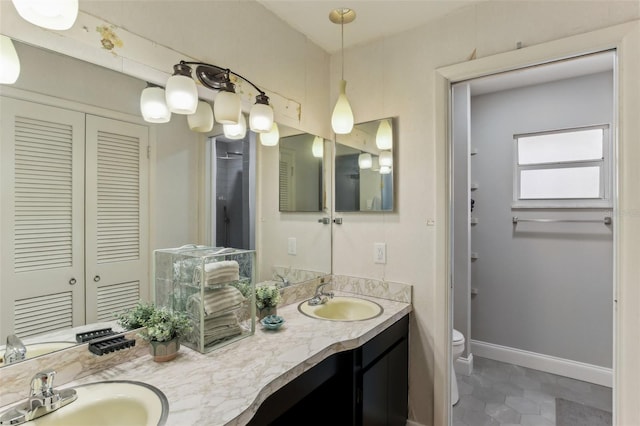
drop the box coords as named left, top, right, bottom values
left=84, top=115, right=149, bottom=323
left=0, top=97, right=86, bottom=340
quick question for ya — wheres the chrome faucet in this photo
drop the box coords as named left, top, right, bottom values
left=0, top=370, right=77, bottom=425
left=3, top=334, right=26, bottom=365
left=308, top=282, right=334, bottom=306
left=274, top=272, right=290, bottom=287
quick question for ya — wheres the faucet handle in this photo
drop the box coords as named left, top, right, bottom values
left=30, top=370, right=56, bottom=398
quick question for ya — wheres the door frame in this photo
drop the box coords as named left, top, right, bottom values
left=435, top=21, right=640, bottom=426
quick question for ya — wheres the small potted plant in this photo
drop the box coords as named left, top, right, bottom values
left=256, top=285, right=281, bottom=320
left=117, top=301, right=192, bottom=362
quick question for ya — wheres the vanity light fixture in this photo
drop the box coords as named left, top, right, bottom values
left=330, top=8, right=355, bottom=135
left=140, top=83, right=171, bottom=123
left=223, top=114, right=247, bottom=140
left=379, top=151, right=393, bottom=168
left=260, top=122, right=280, bottom=146
left=358, top=153, right=372, bottom=169
left=0, top=35, right=20, bottom=84
left=163, top=61, right=273, bottom=133
left=312, top=136, right=324, bottom=158
left=188, top=100, right=214, bottom=132
left=11, top=0, right=78, bottom=30
left=375, top=119, right=393, bottom=150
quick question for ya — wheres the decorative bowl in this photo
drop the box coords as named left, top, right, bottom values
left=261, top=315, right=285, bottom=330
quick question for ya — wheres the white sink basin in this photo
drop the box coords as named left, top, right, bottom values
left=298, top=296, right=383, bottom=321
left=0, top=342, right=76, bottom=366
left=31, top=381, right=168, bottom=426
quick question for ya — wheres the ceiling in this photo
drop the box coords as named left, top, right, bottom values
left=257, top=0, right=483, bottom=54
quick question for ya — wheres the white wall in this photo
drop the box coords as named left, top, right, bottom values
left=470, top=72, right=614, bottom=367
left=330, top=2, right=639, bottom=425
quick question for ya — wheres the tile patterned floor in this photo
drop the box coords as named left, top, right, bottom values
left=453, top=357, right=612, bottom=426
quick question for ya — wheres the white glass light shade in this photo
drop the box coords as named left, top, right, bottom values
left=249, top=102, right=274, bottom=133
left=0, top=36, right=20, bottom=84
left=188, top=101, right=214, bottom=132
left=358, top=153, right=372, bottom=169
left=12, top=0, right=78, bottom=30
left=331, top=80, right=354, bottom=134
left=165, top=74, right=198, bottom=114
left=379, top=165, right=392, bottom=175
left=379, top=151, right=393, bottom=167
left=260, top=122, right=280, bottom=146
left=312, top=136, right=324, bottom=158
left=376, top=119, right=393, bottom=150
left=214, top=90, right=242, bottom=124
left=223, top=114, right=246, bottom=140
left=140, top=86, right=171, bottom=123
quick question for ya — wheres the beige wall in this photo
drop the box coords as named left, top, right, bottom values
left=330, top=2, right=639, bottom=425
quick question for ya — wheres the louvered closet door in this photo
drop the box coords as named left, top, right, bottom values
left=0, top=97, right=86, bottom=341
left=85, top=115, right=149, bottom=323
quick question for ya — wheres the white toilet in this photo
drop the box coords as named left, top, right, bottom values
left=451, top=329, right=465, bottom=405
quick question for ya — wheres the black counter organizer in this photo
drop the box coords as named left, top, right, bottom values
left=75, top=327, right=116, bottom=343
left=87, top=333, right=136, bottom=356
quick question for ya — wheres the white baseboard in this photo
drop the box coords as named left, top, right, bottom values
left=471, top=339, right=612, bottom=388
left=406, top=420, right=427, bottom=426
left=454, top=353, right=474, bottom=376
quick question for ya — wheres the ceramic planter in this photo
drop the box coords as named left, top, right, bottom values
left=149, top=337, right=180, bottom=362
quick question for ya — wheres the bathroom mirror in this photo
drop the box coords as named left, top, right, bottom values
left=0, top=40, right=332, bottom=365
left=278, top=132, right=326, bottom=212
left=335, top=118, right=396, bottom=212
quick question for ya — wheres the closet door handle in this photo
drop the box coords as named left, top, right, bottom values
left=93, top=275, right=101, bottom=283
left=69, top=278, right=77, bottom=286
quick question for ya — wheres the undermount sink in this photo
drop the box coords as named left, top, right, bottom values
left=0, top=342, right=76, bottom=366
left=31, top=381, right=168, bottom=426
left=298, top=296, right=383, bottom=321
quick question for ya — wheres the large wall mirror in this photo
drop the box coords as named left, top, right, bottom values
left=0, top=40, right=331, bottom=366
left=335, top=117, right=396, bottom=212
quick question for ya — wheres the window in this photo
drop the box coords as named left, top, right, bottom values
left=513, top=125, right=611, bottom=208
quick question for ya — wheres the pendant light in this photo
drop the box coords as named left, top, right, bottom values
left=249, top=94, right=274, bottom=133
left=260, top=122, right=280, bottom=146
left=165, top=63, right=198, bottom=114
left=12, top=0, right=78, bottom=30
left=0, top=36, right=20, bottom=84
left=214, top=90, right=242, bottom=124
left=223, top=114, right=247, bottom=140
left=330, top=8, right=355, bottom=135
left=376, top=119, right=393, bottom=150
left=358, top=153, right=372, bottom=169
left=312, top=136, right=324, bottom=158
left=188, top=101, right=214, bottom=132
left=140, top=84, right=171, bottom=123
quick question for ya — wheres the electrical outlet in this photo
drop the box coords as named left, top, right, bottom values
left=374, top=243, right=386, bottom=264
left=287, top=237, right=297, bottom=255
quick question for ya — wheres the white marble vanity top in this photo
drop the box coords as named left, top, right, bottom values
left=59, top=293, right=411, bottom=425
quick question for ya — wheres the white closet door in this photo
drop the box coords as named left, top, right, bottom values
left=84, top=115, right=149, bottom=323
left=0, top=97, right=86, bottom=341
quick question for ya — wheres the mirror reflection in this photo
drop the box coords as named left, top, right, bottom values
left=335, top=118, right=395, bottom=212
left=0, top=40, right=331, bottom=366
left=278, top=133, right=326, bottom=212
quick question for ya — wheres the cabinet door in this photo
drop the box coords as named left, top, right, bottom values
left=0, top=97, right=86, bottom=341
left=84, top=115, right=149, bottom=323
left=362, top=355, right=388, bottom=426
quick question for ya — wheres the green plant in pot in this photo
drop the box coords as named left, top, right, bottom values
left=117, top=301, right=192, bottom=362
left=256, top=285, right=281, bottom=320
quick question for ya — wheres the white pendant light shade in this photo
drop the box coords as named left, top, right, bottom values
left=358, top=153, right=372, bottom=169
left=379, top=165, right=392, bottom=175
left=12, top=0, right=78, bottom=30
left=188, top=101, right=214, bottom=132
left=249, top=102, right=274, bottom=133
left=0, top=36, right=20, bottom=84
left=223, top=114, right=246, bottom=140
left=331, top=80, right=354, bottom=134
left=312, top=136, right=324, bottom=158
left=260, top=122, right=280, bottom=146
left=165, top=74, right=198, bottom=114
left=379, top=151, right=393, bottom=168
left=140, top=86, right=171, bottom=123
left=214, top=90, right=242, bottom=124
left=376, top=119, right=393, bottom=150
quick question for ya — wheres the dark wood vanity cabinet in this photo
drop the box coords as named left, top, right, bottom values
left=249, top=314, right=409, bottom=426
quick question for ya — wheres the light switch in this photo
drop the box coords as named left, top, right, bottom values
left=288, top=237, right=297, bottom=255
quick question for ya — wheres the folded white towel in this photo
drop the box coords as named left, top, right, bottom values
left=193, top=260, right=240, bottom=286
left=186, top=285, right=246, bottom=317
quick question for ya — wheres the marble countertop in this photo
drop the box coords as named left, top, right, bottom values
left=57, top=293, right=411, bottom=425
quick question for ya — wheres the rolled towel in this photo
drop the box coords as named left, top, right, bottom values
left=193, top=260, right=240, bottom=286
left=186, top=285, right=246, bottom=317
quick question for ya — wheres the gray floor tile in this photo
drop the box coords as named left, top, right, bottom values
left=485, top=402, right=521, bottom=424
left=463, top=409, right=501, bottom=426
left=520, top=414, right=554, bottom=426
left=473, top=386, right=507, bottom=404
left=505, top=396, right=540, bottom=415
